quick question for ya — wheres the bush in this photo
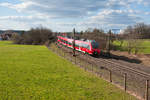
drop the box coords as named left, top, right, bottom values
left=12, top=27, right=56, bottom=45
left=11, top=33, right=23, bottom=44
left=81, top=28, right=107, bottom=50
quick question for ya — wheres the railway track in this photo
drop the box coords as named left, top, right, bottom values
left=92, top=56, right=150, bottom=78
left=59, top=44, right=150, bottom=79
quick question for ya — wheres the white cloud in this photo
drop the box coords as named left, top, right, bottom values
left=90, top=9, right=141, bottom=24
left=0, top=2, right=35, bottom=12
left=0, top=0, right=148, bottom=31
left=145, top=12, right=150, bottom=15
left=0, top=0, right=128, bottom=18
left=0, top=15, right=49, bottom=22
left=74, top=9, right=142, bottom=30
left=0, top=0, right=142, bottom=18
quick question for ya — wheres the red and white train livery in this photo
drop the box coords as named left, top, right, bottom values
left=57, top=36, right=101, bottom=55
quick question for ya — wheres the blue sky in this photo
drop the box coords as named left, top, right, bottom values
left=0, top=0, right=150, bottom=32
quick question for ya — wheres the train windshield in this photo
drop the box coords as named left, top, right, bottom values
left=91, top=42, right=99, bottom=49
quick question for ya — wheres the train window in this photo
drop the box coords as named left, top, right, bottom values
left=87, top=45, right=90, bottom=49
left=68, top=42, right=71, bottom=45
left=78, top=43, right=82, bottom=47
left=79, top=43, right=90, bottom=49
left=83, top=44, right=85, bottom=48
left=75, top=43, right=79, bottom=47
left=85, top=44, right=90, bottom=49
left=91, top=42, right=99, bottom=49
left=66, top=41, right=68, bottom=44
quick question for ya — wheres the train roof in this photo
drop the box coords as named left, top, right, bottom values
left=57, top=36, right=97, bottom=44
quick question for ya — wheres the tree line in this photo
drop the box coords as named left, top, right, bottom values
left=11, top=23, right=150, bottom=54
left=78, top=23, right=150, bottom=54
left=12, top=27, right=56, bottom=45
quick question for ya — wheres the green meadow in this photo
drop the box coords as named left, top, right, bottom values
left=113, top=39, right=150, bottom=54
left=0, top=41, right=136, bottom=100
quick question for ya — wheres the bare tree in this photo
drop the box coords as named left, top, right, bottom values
left=123, top=24, right=144, bottom=54
left=12, top=27, right=56, bottom=45
left=81, top=28, right=107, bottom=50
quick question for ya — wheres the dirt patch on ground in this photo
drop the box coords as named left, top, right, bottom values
left=110, top=51, right=150, bottom=67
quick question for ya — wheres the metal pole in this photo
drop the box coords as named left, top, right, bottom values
left=75, top=55, right=76, bottom=64
left=145, top=80, right=149, bottom=100
left=85, top=61, right=87, bottom=71
left=107, top=30, right=111, bottom=56
left=124, top=73, right=127, bottom=92
left=109, top=70, right=112, bottom=82
left=92, top=64, right=93, bottom=72
left=73, top=28, right=76, bottom=56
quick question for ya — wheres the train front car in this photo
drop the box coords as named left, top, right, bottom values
left=90, top=40, right=101, bottom=56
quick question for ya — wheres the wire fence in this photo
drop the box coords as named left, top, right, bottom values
left=49, top=44, right=149, bottom=100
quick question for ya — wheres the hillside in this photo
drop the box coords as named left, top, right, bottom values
left=0, top=41, right=136, bottom=100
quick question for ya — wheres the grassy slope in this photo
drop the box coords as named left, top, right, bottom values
left=0, top=41, right=136, bottom=100
left=113, top=40, right=150, bottom=54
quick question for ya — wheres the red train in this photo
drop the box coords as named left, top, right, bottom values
left=57, top=36, right=101, bottom=55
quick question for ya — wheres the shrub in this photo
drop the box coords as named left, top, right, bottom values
left=11, top=33, right=23, bottom=44
left=12, top=27, right=56, bottom=45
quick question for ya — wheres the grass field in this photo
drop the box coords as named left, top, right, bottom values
left=0, top=41, right=136, bottom=100
left=113, top=39, right=150, bottom=54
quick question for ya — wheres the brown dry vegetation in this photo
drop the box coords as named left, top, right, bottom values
left=111, top=50, right=150, bottom=67
left=81, top=28, right=108, bottom=49
left=12, top=27, right=56, bottom=45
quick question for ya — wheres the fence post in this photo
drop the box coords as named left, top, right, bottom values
left=78, top=57, right=80, bottom=65
left=63, top=51, right=65, bottom=57
left=62, top=49, right=63, bottom=57
left=57, top=46, right=58, bottom=54
left=80, top=58, right=82, bottom=68
left=83, top=60, right=86, bottom=71
left=70, top=55, right=72, bottom=62
left=124, top=73, right=127, bottom=92
left=59, top=48, right=61, bottom=56
left=75, top=56, right=76, bottom=64
left=60, top=49, right=62, bottom=56
left=84, top=61, right=87, bottom=71
left=58, top=48, right=60, bottom=56
left=145, top=80, right=149, bottom=100
left=81, top=58, right=83, bottom=68
left=109, top=70, right=112, bottom=82
left=99, top=66, right=102, bottom=77
left=91, top=63, right=93, bottom=72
